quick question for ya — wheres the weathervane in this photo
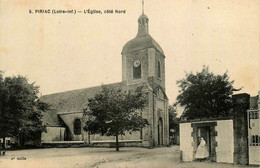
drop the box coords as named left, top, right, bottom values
left=142, top=0, right=144, bottom=14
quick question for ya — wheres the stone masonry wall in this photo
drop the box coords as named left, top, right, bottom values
left=232, top=93, right=250, bottom=165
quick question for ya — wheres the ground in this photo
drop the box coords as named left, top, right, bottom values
left=0, top=146, right=257, bottom=168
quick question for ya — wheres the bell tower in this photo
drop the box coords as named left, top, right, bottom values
left=121, top=1, right=166, bottom=91
left=121, top=1, right=169, bottom=147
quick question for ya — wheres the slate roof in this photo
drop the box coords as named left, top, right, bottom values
left=122, top=34, right=164, bottom=55
left=41, top=82, right=123, bottom=126
left=121, top=14, right=164, bottom=55
left=41, top=82, right=123, bottom=113
left=42, top=109, right=61, bottom=126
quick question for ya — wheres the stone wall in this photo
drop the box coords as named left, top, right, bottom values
left=122, top=49, right=149, bottom=85
left=232, top=93, right=250, bottom=165
left=92, top=140, right=142, bottom=148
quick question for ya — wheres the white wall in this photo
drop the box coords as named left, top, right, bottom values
left=250, top=117, right=260, bottom=135
left=215, top=120, right=234, bottom=163
left=41, top=127, right=65, bottom=142
left=180, top=120, right=235, bottom=163
left=59, top=113, right=83, bottom=141
left=180, top=123, right=193, bottom=161
left=248, top=110, right=260, bottom=165
left=0, top=137, right=14, bottom=148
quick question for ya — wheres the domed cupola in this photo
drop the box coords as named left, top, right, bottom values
left=137, top=14, right=149, bottom=36
left=121, top=1, right=166, bottom=90
left=121, top=12, right=164, bottom=55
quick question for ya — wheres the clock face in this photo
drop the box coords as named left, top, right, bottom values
left=133, top=59, right=141, bottom=67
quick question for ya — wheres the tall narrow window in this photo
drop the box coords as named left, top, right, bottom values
left=74, top=119, right=81, bottom=135
left=157, top=60, right=161, bottom=78
left=133, top=59, right=141, bottom=79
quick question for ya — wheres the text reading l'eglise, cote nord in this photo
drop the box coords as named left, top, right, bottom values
left=29, top=9, right=126, bottom=15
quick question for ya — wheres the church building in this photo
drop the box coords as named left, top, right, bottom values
left=41, top=9, right=169, bottom=148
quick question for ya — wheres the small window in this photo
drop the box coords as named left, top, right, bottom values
left=74, top=119, right=81, bottom=135
left=256, top=135, right=259, bottom=145
left=157, top=60, right=161, bottom=78
left=251, top=135, right=260, bottom=146
left=133, top=59, right=141, bottom=79
left=250, top=111, right=259, bottom=119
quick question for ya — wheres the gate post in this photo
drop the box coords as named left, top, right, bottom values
left=232, top=93, right=250, bottom=165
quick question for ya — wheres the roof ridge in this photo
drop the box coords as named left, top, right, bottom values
left=41, top=82, right=122, bottom=97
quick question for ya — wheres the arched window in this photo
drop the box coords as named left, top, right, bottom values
left=74, top=119, right=81, bottom=135
left=157, top=60, right=161, bottom=78
left=133, top=59, right=141, bottom=79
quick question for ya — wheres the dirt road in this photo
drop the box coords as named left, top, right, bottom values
left=0, top=146, right=255, bottom=168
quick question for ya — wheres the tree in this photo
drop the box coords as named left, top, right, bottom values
left=169, top=104, right=179, bottom=135
left=84, top=85, right=148, bottom=151
left=177, top=66, right=240, bottom=120
left=0, top=72, right=49, bottom=149
left=168, top=104, right=179, bottom=144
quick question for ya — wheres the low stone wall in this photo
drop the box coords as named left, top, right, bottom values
left=41, top=140, right=143, bottom=148
left=41, top=141, right=88, bottom=148
left=91, top=140, right=143, bottom=148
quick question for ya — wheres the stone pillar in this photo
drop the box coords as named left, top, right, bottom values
left=232, top=93, right=250, bottom=165
left=142, top=92, right=152, bottom=148
left=164, top=99, right=169, bottom=146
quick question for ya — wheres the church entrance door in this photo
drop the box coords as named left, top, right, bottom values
left=158, top=118, right=163, bottom=146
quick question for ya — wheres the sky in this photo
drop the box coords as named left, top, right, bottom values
left=0, top=0, right=259, bottom=104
